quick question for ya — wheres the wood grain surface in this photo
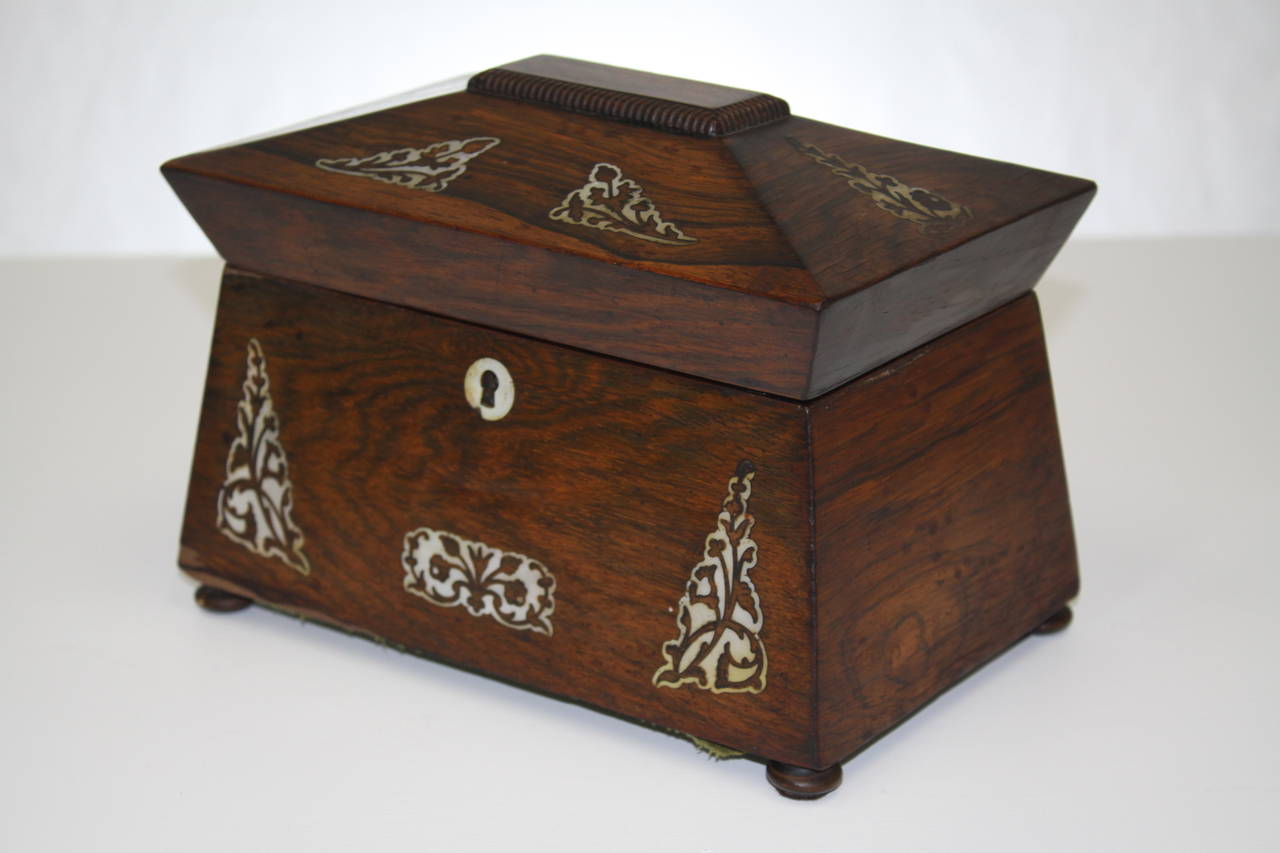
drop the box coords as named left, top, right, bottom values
left=181, top=268, right=817, bottom=765
left=164, top=171, right=818, bottom=398
left=166, top=93, right=815, bottom=300
left=726, top=118, right=1095, bottom=396
left=162, top=57, right=1094, bottom=400
left=809, top=294, right=1078, bottom=767
left=725, top=118, right=1094, bottom=302
left=181, top=271, right=1078, bottom=773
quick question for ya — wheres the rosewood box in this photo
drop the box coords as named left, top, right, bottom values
left=163, top=56, right=1094, bottom=799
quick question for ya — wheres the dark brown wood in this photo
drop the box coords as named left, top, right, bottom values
left=178, top=272, right=1079, bottom=782
left=165, top=60, right=1092, bottom=792
left=163, top=171, right=817, bottom=398
left=468, top=55, right=790, bottom=137
left=808, top=294, right=1078, bottom=768
left=724, top=118, right=1095, bottom=396
left=1034, top=605, right=1074, bottom=634
left=766, top=761, right=843, bottom=800
left=161, top=61, right=1094, bottom=400
left=194, top=584, right=253, bottom=613
left=183, top=269, right=816, bottom=765
left=164, top=93, right=817, bottom=303
left=724, top=119, right=1094, bottom=303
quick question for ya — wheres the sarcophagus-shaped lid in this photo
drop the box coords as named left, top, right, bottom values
left=163, top=55, right=1094, bottom=400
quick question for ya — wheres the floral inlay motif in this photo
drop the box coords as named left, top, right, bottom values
left=788, top=137, right=972, bottom=234
left=315, top=136, right=500, bottom=192
left=653, top=460, right=767, bottom=694
left=549, top=162, right=696, bottom=245
left=216, top=339, right=310, bottom=575
left=402, top=527, right=555, bottom=636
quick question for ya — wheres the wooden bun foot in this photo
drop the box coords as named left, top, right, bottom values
left=195, top=584, right=253, bottom=613
left=1033, top=605, right=1073, bottom=635
left=766, top=761, right=843, bottom=800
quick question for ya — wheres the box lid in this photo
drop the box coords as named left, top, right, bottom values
left=163, top=55, right=1094, bottom=400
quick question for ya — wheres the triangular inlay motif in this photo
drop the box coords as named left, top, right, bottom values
left=315, top=136, right=500, bottom=192
left=789, top=137, right=972, bottom=234
left=549, top=162, right=697, bottom=246
left=653, top=460, right=767, bottom=694
left=216, top=339, right=311, bottom=575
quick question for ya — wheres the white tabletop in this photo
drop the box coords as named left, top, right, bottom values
left=1, top=238, right=1277, bottom=852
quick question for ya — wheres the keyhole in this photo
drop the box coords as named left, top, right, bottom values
left=480, top=369, right=499, bottom=408
left=464, top=357, right=514, bottom=421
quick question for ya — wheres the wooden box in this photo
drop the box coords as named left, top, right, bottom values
left=163, top=56, right=1094, bottom=799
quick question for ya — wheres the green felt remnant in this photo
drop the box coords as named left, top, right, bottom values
left=686, top=735, right=745, bottom=760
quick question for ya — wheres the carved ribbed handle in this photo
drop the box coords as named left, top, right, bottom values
left=468, top=55, right=789, bottom=138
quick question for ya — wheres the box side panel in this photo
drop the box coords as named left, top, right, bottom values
left=810, top=294, right=1078, bottom=768
left=181, top=270, right=816, bottom=764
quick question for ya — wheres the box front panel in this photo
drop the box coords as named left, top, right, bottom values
left=181, top=270, right=815, bottom=764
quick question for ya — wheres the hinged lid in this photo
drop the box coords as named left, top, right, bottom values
left=163, top=55, right=1094, bottom=400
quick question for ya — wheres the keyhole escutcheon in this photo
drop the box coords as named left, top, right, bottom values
left=464, top=358, right=515, bottom=421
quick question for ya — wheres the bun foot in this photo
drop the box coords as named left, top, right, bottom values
left=195, top=585, right=253, bottom=613
left=766, top=761, right=843, bottom=800
left=1033, top=605, right=1073, bottom=635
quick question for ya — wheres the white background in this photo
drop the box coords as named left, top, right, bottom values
left=1, top=0, right=1278, bottom=253
left=1, top=1, right=1279, bottom=851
